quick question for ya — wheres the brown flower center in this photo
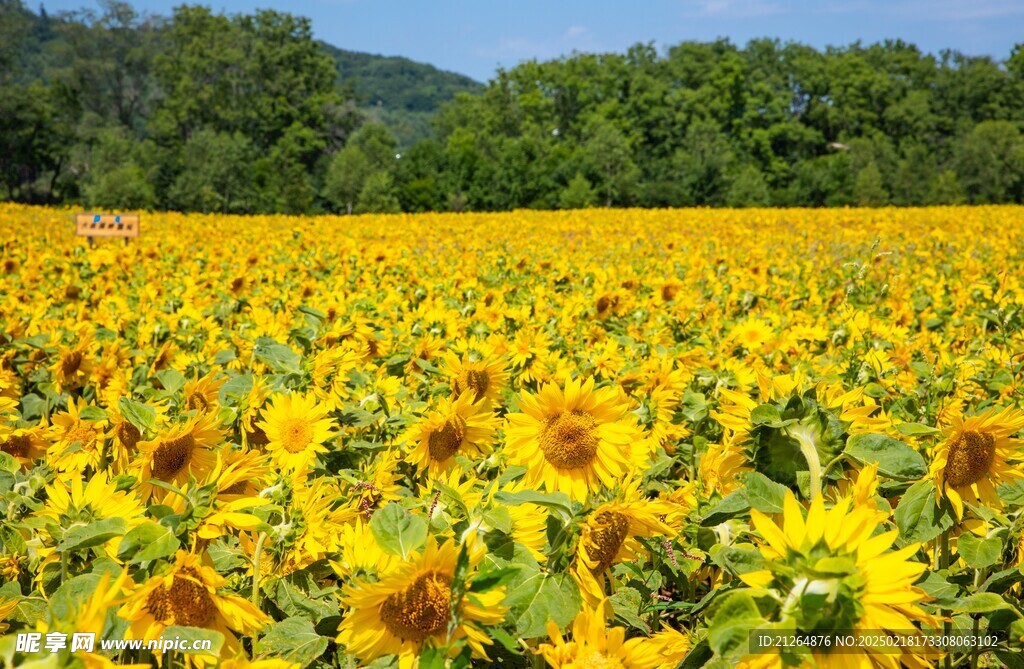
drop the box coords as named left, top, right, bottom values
left=279, top=418, right=313, bottom=453
left=61, top=351, right=83, bottom=378
left=944, top=430, right=996, bottom=488
left=117, top=421, right=141, bottom=450
left=455, top=369, right=490, bottom=400
left=661, top=284, right=679, bottom=302
left=186, top=393, right=209, bottom=412
left=246, top=425, right=270, bottom=447
left=151, top=433, right=196, bottom=481
left=379, top=571, right=452, bottom=642
left=587, top=510, right=631, bottom=572
left=1, top=435, right=31, bottom=458
left=145, top=567, right=217, bottom=627
left=540, top=410, right=599, bottom=469
left=427, top=416, right=467, bottom=461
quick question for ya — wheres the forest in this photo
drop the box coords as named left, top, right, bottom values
left=3, top=0, right=1024, bottom=213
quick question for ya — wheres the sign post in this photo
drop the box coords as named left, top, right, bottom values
left=74, top=213, right=141, bottom=246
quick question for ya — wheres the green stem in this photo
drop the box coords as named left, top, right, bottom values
left=251, top=532, right=268, bottom=607
left=969, top=568, right=984, bottom=669
left=940, top=530, right=951, bottom=669
left=793, top=433, right=823, bottom=500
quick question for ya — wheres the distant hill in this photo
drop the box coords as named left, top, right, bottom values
left=321, top=43, right=483, bottom=146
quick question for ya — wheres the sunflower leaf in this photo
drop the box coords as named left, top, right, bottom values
left=369, top=502, right=428, bottom=558
left=57, top=517, right=127, bottom=552
left=957, top=533, right=1001, bottom=569
left=502, top=568, right=581, bottom=638
left=494, top=489, right=574, bottom=522
left=118, top=397, right=156, bottom=431
left=894, top=480, right=953, bottom=543
left=844, top=433, right=927, bottom=480
left=256, top=617, right=328, bottom=666
left=117, top=521, right=179, bottom=564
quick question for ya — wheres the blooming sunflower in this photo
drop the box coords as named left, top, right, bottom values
left=406, top=392, right=499, bottom=477
left=47, top=398, right=109, bottom=474
left=50, top=330, right=95, bottom=392
left=539, top=602, right=676, bottom=669
left=256, top=392, right=337, bottom=473
left=134, top=412, right=226, bottom=498
left=337, top=539, right=507, bottom=669
left=0, top=425, right=47, bottom=468
left=505, top=376, right=650, bottom=501
left=571, top=483, right=675, bottom=606
left=119, top=550, right=270, bottom=665
left=930, top=406, right=1024, bottom=520
left=442, top=352, right=509, bottom=405
left=740, top=491, right=937, bottom=668
left=183, top=372, right=224, bottom=413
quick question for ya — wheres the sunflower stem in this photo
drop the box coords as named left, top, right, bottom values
left=793, top=432, right=823, bottom=500
left=251, top=532, right=268, bottom=608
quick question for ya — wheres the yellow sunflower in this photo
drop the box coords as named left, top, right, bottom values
left=406, top=392, right=499, bottom=476
left=930, top=406, right=1024, bottom=520
left=47, top=398, right=109, bottom=474
left=134, top=412, right=226, bottom=498
left=256, top=392, right=338, bottom=473
left=183, top=372, right=225, bottom=413
left=50, top=329, right=95, bottom=392
left=0, top=425, right=48, bottom=468
left=505, top=376, right=650, bottom=501
left=539, top=602, right=678, bottom=669
left=442, top=352, right=509, bottom=405
left=118, top=550, right=270, bottom=665
left=571, top=482, right=675, bottom=606
left=740, top=491, right=938, bottom=668
left=337, top=538, right=507, bottom=669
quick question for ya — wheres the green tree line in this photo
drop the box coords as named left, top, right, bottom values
left=3, top=0, right=1024, bottom=213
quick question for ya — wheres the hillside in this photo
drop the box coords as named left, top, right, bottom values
left=321, top=43, right=483, bottom=146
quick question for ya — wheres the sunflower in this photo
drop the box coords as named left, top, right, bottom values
left=47, top=398, right=109, bottom=474
left=505, top=376, right=650, bottom=501
left=210, top=447, right=271, bottom=499
left=50, top=329, right=95, bottom=392
left=571, top=483, right=675, bottom=606
left=930, top=406, right=1024, bottom=520
left=739, top=491, right=937, bottom=668
left=256, top=392, right=338, bottom=473
left=0, top=425, right=48, bottom=468
left=0, top=597, right=16, bottom=633
left=699, top=438, right=751, bottom=497
left=538, top=602, right=675, bottom=669
left=183, top=372, right=225, bottom=413
left=134, top=412, right=226, bottom=498
left=337, top=539, right=507, bottom=669
left=119, top=550, right=270, bottom=665
left=406, top=392, right=499, bottom=476
left=442, top=352, right=509, bottom=405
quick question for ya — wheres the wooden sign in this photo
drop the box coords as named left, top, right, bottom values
left=75, top=213, right=140, bottom=241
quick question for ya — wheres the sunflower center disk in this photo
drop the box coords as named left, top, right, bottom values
left=145, top=568, right=216, bottom=627
left=152, top=434, right=196, bottom=480
left=945, top=430, right=996, bottom=487
left=575, top=648, right=625, bottom=669
left=588, top=510, right=630, bottom=572
left=66, top=424, right=97, bottom=449
left=280, top=418, right=314, bottom=453
left=428, top=416, right=467, bottom=461
left=379, top=571, right=452, bottom=642
left=61, top=351, right=83, bottom=377
left=540, top=410, right=600, bottom=469
left=1, top=435, right=31, bottom=458
left=117, top=421, right=141, bottom=450
left=186, top=392, right=209, bottom=412
left=456, top=369, right=490, bottom=399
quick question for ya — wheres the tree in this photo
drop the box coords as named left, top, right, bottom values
left=930, top=170, right=965, bottom=205
left=168, top=130, right=254, bottom=213
left=355, top=171, right=401, bottom=214
left=956, top=121, right=1024, bottom=203
left=581, top=117, right=638, bottom=206
left=726, top=166, right=771, bottom=207
left=559, top=172, right=597, bottom=209
left=324, top=145, right=371, bottom=214
left=853, top=161, right=889, bottom=206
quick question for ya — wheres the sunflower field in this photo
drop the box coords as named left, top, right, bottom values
left=2, top=204, right=1024, bottom=669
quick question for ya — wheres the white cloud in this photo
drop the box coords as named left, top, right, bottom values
left=564, top=25, right=588, bottom=40
left=681, top=0, right=785, bottom=18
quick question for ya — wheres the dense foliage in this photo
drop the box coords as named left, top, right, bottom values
left=4, top=205, right=1024, bottom=669
left=3, top=0, right=1024, bottom=213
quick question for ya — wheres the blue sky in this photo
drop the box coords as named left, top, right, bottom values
left=38, top=0, right=1024, bottom=81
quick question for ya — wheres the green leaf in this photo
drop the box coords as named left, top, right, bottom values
left=254, top=338, right=302, bottom=374
left=369, top=503, right=428, bottom=558
left=275, top=579, right=338, bottom=620
left=494, top=489, right=574, bottom=521
left=894, top=480, right=952, bottom=543
left=743, top=472, right=788, bottom=513
left=998, top=480, right=1024, bottom=506
left=57, top=517, right=127, bottom=552
left=957, top=533, right=1001, bottom=569
left=483, top=506, right=513, bottom=534
left=118, top=397, right=156, bottom=431
left=503, top=567, right=582, bottom=638
left=256, top=617, right=329, bottom=667
left=749, top=404, right=781, bottom=426
left=610, top=586, right=650, bottom=633
left=844, top=433, right=927, bottom=479
left=0, top=525, right=27, bottom=554
left=77, top=405, right=107, bottom=422
left=219, top=374, right=254, bottom=405
left=948, top=593, right=1009, bottom=614
left=895, top=423, right=942, bottom=436
left=155, top=368, right=187, bottom=394
left=700, top=490, right=750, bottom=526
left=707, top=591, right=764, bottom=658
left=162, top=626, right=224, bottom=658
left=117, top=521, right=179, bottom=563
